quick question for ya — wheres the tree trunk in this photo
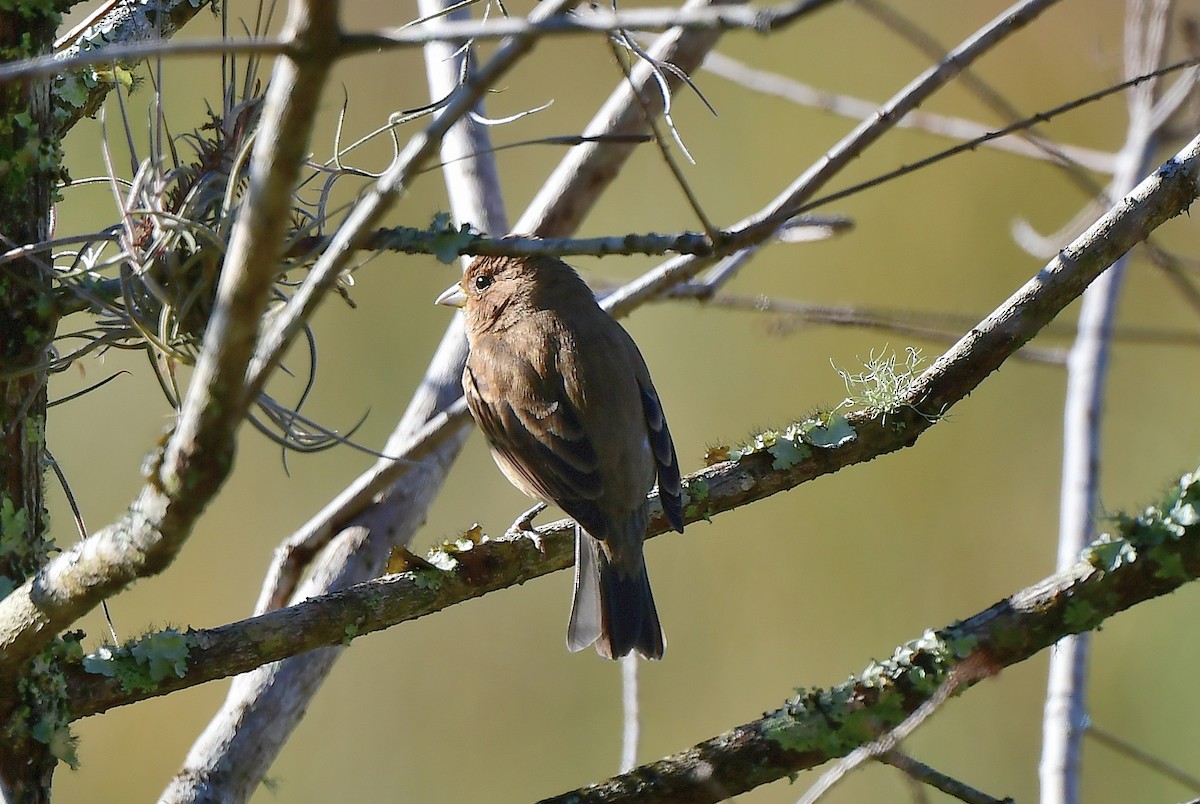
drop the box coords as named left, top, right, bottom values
left=0, top=2, right=64, bottom=800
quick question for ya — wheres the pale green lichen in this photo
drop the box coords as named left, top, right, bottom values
left=7, top=632, right=84, bottom=769
left=1085, top=464, right=1200, bottom=577
left=683, top=478, right=711, bottom=521
left=727, top=413, right=856, bottom=469
left=763, top=627, right=968, bottom=755
left=383, top=212, right=481, bottom=263
left=833, top=346, right=925, bottom=419
left=83, top=628, right=192, bottom=693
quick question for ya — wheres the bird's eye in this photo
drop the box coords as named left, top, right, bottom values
left=473, top=273, right=493, bottom=292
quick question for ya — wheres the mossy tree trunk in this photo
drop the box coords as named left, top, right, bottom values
left=0, top=1, right=64, bottom=800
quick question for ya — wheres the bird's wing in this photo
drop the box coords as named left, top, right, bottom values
left=638, top=377, right=684, bottom=533
left=464, top=335, right=608, bottom=534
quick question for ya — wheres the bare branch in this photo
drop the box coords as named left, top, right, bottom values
left=1041, top=4, right=1173, bottom=799
left=880, top=753, right=1013, bottom=804
left=701, top=50, right=1116, bottom=173
left=1085, top=724, right=1200, bottom=794
left=2, top=0, right=835, bottom=87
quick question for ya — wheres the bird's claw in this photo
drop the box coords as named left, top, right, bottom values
left=506, top=502, right=548, bottom=554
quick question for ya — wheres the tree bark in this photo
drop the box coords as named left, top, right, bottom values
left=0, top=2, right=64, bottom=799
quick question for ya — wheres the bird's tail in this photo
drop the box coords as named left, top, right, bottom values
left=566, top=524, right=664, bottom=660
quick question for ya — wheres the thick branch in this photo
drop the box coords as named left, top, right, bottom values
left=541, top=465, right=1200, bottom=803
left=53, top=0, right=216, bottom=134
left=62, top=452, right=1200, bottom=721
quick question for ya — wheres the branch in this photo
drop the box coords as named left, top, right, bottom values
left=53, top=223, right=846, bottom=319
left=63, top=131, right=1200, bottom=717
left=285, top=217, right=850, bottom=263
left=541, top=464, right=1200, bottom=802
left=53, top=0, right=216, bottom=134
left=350, top=0, right=838, bottom=48
left=701, top=50, right=1116, bottom=173
left=1042, top=4, right=1172, bottom=799
left=880, top=752, right=1012, bottom=804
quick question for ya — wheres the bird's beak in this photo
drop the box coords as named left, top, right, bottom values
left=435, top=282, right=467, bottom=308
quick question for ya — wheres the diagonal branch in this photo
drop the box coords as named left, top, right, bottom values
left=541, top=463, right=1200, bottom=803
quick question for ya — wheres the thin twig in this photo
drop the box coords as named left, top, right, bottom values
left=1086, top=723, right=1200, bottom=793
left=701, top=50, right=1115, bottom=173
left=880, top=752, right=1014, bottom=804
left=800, top=659, right=990, bottom=804
left=620, top=654, right=641, bottom=773
left=0, top=0, right=841, bottom=88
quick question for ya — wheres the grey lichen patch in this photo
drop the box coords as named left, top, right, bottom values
left=382, top=212, right=481, bottom=263
left=803, top=414, right=855, bottom=449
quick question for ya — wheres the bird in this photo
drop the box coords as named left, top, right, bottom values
left=436, top=254, right=685, bottom=659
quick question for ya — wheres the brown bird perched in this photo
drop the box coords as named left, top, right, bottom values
left=436, top=254, right=685, bottom=659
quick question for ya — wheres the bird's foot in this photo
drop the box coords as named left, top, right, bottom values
left=506, top=502, right=548, bottom=553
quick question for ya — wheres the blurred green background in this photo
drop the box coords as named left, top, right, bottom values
left=46, top=0, right=1200, bottom=801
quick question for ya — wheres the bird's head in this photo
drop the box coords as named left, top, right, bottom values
left=435, top=255, right=594, bottom=333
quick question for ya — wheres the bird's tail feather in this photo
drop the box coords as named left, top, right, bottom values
left=566, top=526, right=664, bottom=660
left=567, top=526, right=602, bottom=653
